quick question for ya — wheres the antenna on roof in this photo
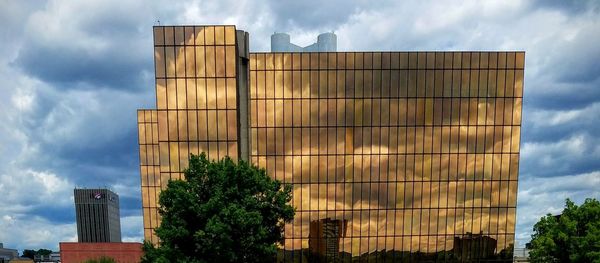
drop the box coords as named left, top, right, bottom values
left=156, top=19, right=161, bottom=26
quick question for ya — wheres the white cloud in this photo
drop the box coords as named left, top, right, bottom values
left=521, top=133, right=599, bottom=175
left=0, top=215, right=76, bottom=252
left=522, top=134, right=587, bottom=159
left=11, top=88, right=35, bottom=113
left=528, top=102, right=600, bottom=127
left=0, top=169, right=72, bottom=214
left=121, top=215, right=143, bottom=243
left=111, top=183, right=142, bottom=200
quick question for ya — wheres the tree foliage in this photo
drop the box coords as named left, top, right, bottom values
left=142, top=153, right=295, bottom=263
left=36, top=248, right=52, bottom=256
left=21, top=249, right=36, bottom=259
left=21, top=248, right=52, bottom=259
left=529, top=198, right=600, bottom=263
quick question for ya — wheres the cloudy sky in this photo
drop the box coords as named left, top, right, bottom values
left=0, top=0, right=599, bottom=252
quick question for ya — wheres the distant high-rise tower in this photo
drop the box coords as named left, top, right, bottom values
left=74, top=189, right=121, bottom=242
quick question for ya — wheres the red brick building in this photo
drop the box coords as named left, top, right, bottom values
left=59, top=242, right=143, bottom=263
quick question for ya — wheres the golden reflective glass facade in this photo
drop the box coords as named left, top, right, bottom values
left=138, top=25, right=240, bottom=243
left=139, top=25, right=524, bottom=262
left=249, top=52, right=523, bottom=262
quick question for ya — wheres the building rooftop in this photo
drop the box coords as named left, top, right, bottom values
left=271, top=32, right=336, bottom=52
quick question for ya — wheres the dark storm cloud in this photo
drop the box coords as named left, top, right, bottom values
left=54, top=137, right=142, bottom=215
left=11, top=86, right=150, bottom=187
left=531, top=0, right=600, bottom=14
left=520, top=115, right=600, bottom=177
left=521, top=117, right=597, bottom=146
left=22, top=196, right=140, bottom=225
left=12, top=0, right=159, bottom=91
left=524, top=46, right=600, bottom=109
left=15, top=44, right=153, bottom=90
left=44, top=126, right=139, bottom=172
left=34, top=206, right=75, bottom=225
left=520, top=102, right=600, bottom=179
left=525, top=88, right=600, bottom=111
left=120, top=196, right=142, bottom=216
left=557, top=60, right=600, bottom=84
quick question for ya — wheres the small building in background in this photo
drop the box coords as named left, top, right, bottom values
left=59, top=242, right=142, bottom=263
left=8, top=259, right=33, bottom=263
left=33, top=252, right=60, bottom=263
left=513, top=248, right=530, bottom=262
left=0, top=243, right=18, bottom=263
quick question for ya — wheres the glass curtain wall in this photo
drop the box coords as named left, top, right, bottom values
left=139, top=28, right=524, bottom=261
left=249, top=52, right=523, bottom=261
left=139, top=25, right=240, bottom=243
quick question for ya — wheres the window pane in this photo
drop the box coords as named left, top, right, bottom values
left=205, top=46, right=215, bottom=77
left=155, top=47, right=165, bottom=78
left=216, top=46, right=225, bottom=77
left=226, top=46, right=236, bottom=77
left=225, top=26, right=235, bottom=45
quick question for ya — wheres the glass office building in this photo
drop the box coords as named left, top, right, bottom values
left=138, top=25, right=524, bottom=262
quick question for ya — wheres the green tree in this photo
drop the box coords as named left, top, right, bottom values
left=36, top=248, right=52, bottom=256
left=21, top=249, right=36, bottom=259
left=142, top=153, right=295, bottom=263
left=21, top=248, right=52, bottom=259
left=529, top=198, right=600, bottom=263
